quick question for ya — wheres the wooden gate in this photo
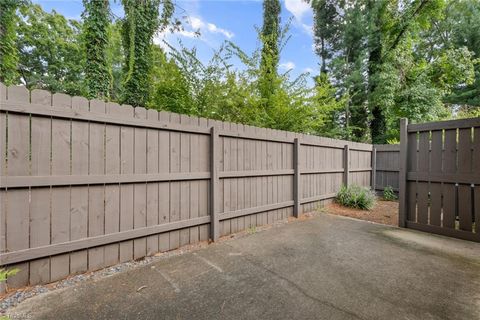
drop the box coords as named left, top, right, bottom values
left=398, top=118, right=480, bottom=242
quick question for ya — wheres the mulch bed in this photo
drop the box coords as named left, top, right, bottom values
left=325, top=199, right=399, bottom=226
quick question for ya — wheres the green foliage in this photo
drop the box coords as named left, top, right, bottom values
left=149, top=30, right=344, bottom=136
left=382, top=186, right=397, bottom=201
left=17, top=3, right=86, bottom=95
left=1, top=0, right=477, bottom=143
left=121, top=0, right=174, bottom=107
left=336, top=184, right=376, bottom=210
left=82, top=0, right=111, bottom=99
left=0, top=268, right=19, bottom=282
left=310, top=0, right=339, bottom=74
left=106, top=22, right=125, bottom=101
left=0, top=0, right=22, bottom=85
left=309, top=0, right=477, bottom=143
left=259, top=0, right=281, bottom=103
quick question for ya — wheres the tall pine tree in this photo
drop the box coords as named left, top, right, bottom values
left=311, top=0, right=338, bottom=75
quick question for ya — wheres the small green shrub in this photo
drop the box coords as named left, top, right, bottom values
left=383, top=186, right=397, bottom=201
left=0, top=268, right=19, bottom=283
left=336, top=184, right=376, bottom=210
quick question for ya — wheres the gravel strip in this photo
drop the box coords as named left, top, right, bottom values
left=0, top=242, right=208, bottom=315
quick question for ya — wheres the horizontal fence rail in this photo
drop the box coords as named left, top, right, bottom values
left=0, top=84, right=374, bottom=290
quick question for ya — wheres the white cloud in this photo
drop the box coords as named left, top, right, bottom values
left=188, top=16, right=234, bottom=39
left=153, top=15, right=234, bottom=52
left=207, top=23, right=234, bottom=39
left=303, top=67, right=314, bottom=73
left=279, top=61, right=296, bottom=71
left=190, top=17, right=205, bottom=30
left=285, top=0, right=312, bottom=21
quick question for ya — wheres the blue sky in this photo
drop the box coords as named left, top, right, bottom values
left=34, top=0, right=318, bottom=80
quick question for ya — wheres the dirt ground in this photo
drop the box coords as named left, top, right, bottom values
left=325, top=199, right=399, bottom=226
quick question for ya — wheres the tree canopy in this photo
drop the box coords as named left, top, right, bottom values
left=0, top=0, right=478, bottom=143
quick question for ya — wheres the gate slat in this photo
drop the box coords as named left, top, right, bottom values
left=429, top=130, right=443, bottom=226
left=407, top=132, right=418, bottom=222
left=457, top=128, right=473, bottom=231
left=474, top=128, right=480, bottom=234
left=443, top=129, right=457, bottom=229
left=416, top=132, right=429, bottom=224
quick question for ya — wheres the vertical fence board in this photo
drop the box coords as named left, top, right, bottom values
left=104, top=102, right=121, bottom=266
left=169, top=113, right=181, bottom=249
left=198, top=118, right=209, bottom=241
left=188, top=117, right=199, bottom=244
left=49, top=94, right=72, bottom=282
left=474, top=186, right=480, bottom=234
left=429, top=130, right=442, bottom=226
left=474, top=128, right=480, bottom=234
left=119, top=105, right=134, bottom=262
left=70, top=96, right=89, bottom=274
left=29, top=89, right=52, bottom=284
left=406, top=131, right=417, bottom=222
left=5, top=86, right=30, bottom=288
left=210, top=126, right=219, bottom=241
left=88, top=99, right=106, bottom=271
left=443, top=129, right=457, bottom=229
left=157, top=112, right=171, bottom=251
left=146, top=109, right=159, bottom=255
left=0, top=84, right=6, bottom=293
left=133, top=107, right=147, bottom=259
left=458, top=128, right=473, bottom=231
left=179, top=116, right=190, bottom=246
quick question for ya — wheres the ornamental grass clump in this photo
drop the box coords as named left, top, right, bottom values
left=336, top=184, right=376, bottom=210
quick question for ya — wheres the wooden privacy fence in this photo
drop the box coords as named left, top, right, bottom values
left=0, top=84, right=373, bottom=290
left=373, top=144, right=400, bottom=192
left=398, top=118, right=480, bottom=242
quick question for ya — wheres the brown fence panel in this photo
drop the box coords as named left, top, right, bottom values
left=374, top=144, right=400, bottom=192
left=0, top=84, right=375, bottom=289
left=400, top=118, right=480, bottom=242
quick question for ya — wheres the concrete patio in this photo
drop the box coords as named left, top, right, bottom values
left=7, top=213, right=480, bottom=320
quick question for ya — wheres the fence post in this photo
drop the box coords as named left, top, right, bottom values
left=343, top=145, right=349, bottom=186
left=398, top=118, right=408, bottom=228
left=293, top=138, right=301, bottom=218
left=371, top=146, right=377, bottom=191
left=210, top=126, right=219, bottom=241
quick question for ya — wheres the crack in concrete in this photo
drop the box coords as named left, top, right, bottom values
left=223, top=243, right=367, bottom=320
